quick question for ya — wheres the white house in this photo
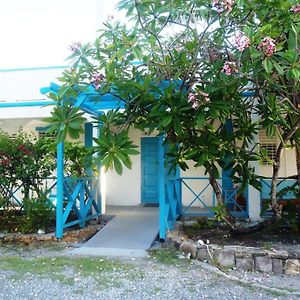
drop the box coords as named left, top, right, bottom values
left=0, top=0, right=297, bottom=239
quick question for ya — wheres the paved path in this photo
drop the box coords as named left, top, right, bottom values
left=71, top=206, right=159, bottom=257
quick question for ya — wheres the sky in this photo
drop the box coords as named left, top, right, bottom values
left=0, top=0, right=121, bottom=69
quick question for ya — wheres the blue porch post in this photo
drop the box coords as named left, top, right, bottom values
left=96, top=119, right=103, bottom=214
left=222, top=120, right=234, bottom=201
left=56, top=141, right=64, bottom=239
left=84, top=122, right=93, bottom=176
left=79, top=122, right=94, bottom=228
left=158, top=135, right=166, bottom=240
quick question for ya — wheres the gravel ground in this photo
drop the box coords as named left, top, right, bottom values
left=0, top=245, right=299, bottom=300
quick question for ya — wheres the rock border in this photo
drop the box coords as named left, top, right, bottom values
left=167, top=228, right=300, bottom=275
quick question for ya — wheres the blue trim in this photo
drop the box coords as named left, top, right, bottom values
left=36, top=126, right=51, bottom=132
left=84, top=123, right=93, bottom=178
left=0, top=65, right=68, bottom=73
left=158, top=136, right=166, bottom=240
left=0, top=101, right=55, bottom=108
left=56, top=142, right=64, bottom=239
left=241, top=91, right=256, bottom=97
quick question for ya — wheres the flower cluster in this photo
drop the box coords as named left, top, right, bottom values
left=291, top=4, right=300, bottom=14
left=68, top=41, right=82, bottom=53
left=18, top=144, right=31, bottom=155
left=107, top=14, right=115, bottom=21
left=0, top=152, right=10, bottom=166
left=188, top=91, right=210, bottom=110
left=91, top=72, right=104, bottom=89
left=235, top=32, right=250, bottom=52
left=258, top=37, right=276, bottom=57
left=212, top=0, right=234, bottom=13
left=222, top=61, right=238, bottom=76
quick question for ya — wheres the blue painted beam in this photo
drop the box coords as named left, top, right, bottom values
left=84, top=123, right=94, bottom=177
left=56, top=142, right=64, bottom=239
left=0, top=101, right=55, bottom=108
left=158, top=135, right=166, bottom=240
left=0, top=65, right=68, bottom=73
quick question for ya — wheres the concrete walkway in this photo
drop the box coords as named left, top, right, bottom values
left=71, top=206, right=159, bottom=258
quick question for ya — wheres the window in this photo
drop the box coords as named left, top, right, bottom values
left=259, top=129, right=277, bottom=164
left=36, top=126, right=55, bottom=140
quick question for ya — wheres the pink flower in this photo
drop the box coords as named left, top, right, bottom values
left=258, top=37, right=276, bottom=57
left=188, top=91, right=210, bottom=110
left=68, top=42, right=81, bottom=53
left=199, top=91, right=211, bottom=103
left=188, top=93, right=197, bottom=103
left=235, top=32, right=251, bottom=52
left=213, top=0, right=234, bottom=13
left=192, top=102, right=200, bottom=109
left=107, top=14, right=115, bottom=21
left=91, top=72, right=104, bottom=89
left=291, top=4, right=300, bottom=14
left=188, top=92, right=200, bottom=110
left=222, top=61, right=238, bottom=76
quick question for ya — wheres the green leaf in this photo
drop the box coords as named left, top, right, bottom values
left=263, top=59, right=273, bottom=74
left=114, top=157, right=123, bottom=175
left=161, top=115, right=172, bottom=127
left=196, top=112, right=206, bottom=128
left=273, top=61, right=284, bottom=75
left=291, top=69, right=300, bottom=80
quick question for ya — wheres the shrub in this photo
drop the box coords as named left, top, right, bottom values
left=19, top=195, right=55, bottom=233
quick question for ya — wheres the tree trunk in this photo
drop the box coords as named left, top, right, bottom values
left=295, top=143, right=300, bottom=186
left=232, top=120, right=300, bottom=235
left=207, top=169, right=236, bottom=230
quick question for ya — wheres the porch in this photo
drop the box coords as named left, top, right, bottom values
left=0, top=81, right=297, bottom=243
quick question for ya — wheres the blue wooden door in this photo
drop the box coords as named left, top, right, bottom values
left=141, top=137, right=160, bottom=204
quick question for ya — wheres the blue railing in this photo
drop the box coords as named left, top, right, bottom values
left=0, top=176, right=101, bottom=236
left=260, top=177, right=298, bottom=201
left=180, top=176, right=248, bottom=218
left=159, top=175, right=249, bottom=240
left=0, top=177, right=57, bottom=208
left=58, top=176, right=101, bottom=230
left=260, top=177, right=298, bottom=217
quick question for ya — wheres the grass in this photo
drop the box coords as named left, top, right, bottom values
left=149, top=248, right=182, bottom=265
left=0, top=256, right=134, bottom=285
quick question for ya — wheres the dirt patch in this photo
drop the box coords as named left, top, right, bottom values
left=0, top=219, right=108, bottom=246
left=182, top=219, right=300, bottom=252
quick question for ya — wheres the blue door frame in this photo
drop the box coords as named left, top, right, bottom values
left=141, top=137, right=160, bottom=204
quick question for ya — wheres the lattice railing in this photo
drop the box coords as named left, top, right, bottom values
left=0, top=177, right=57, bottom=208
left=260, top=177, right=298, bottom=216
left=60, top=177, right=101, bottom=229
left=180, top=177, right=248, bottom=218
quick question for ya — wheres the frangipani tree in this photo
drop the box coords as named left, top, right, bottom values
left=46, top=0, right=300, bottom=232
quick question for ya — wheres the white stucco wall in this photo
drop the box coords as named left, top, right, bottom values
left=105, top=128, right=143, bottom=206
left=180, top=161, right=214, bottom=208
left=261, top=148, right=297, bottom=178
left=0, top=68, right=64, bottom=102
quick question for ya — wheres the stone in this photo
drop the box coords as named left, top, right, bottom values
left=285, top=259, right=300, bottom=275
left=179, top=242, right=197, bottom=258
left=196, top=247, right=210, bottom=261
left=269, top=250, right=289, bottom=259
left=235, top=257, right=254, bottom=271
left=167, top=230, right=190, bottom=245
left=235, top=251, right=252, bottom=258
left=216, top=250, right=235, bottom=267
left=254, top=256, right=272, bottom=273
left=272, top=259, right=284, bottom=274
